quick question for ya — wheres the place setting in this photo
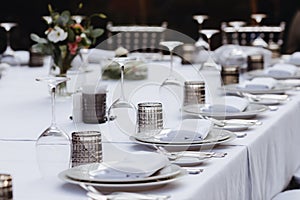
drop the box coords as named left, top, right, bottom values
left=222, top=77, right=293, bottom=94
left=55, top=130, right=184, bottom=199
left=127, top=99, right=237, bottom=153
left=182, top=95, right=268, bottom=120
left=59, top=150, right=186, bottom=193
left=245, top=63, right=300, bottom=80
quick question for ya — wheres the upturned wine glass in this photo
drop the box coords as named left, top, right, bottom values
left=193, top=15, right=209, bottom=49
left=200, top=29, right=221, bottom=70
left=159, top=41, right=184, bottom=87
left=228, top=21, right=246, bottom=45
left=107, top=57, right=137, bottom=117
left=0, top=22, right=19, bottom=66
left=251, top=14, right=268, bottom=47
left=35, top=76, right=71, bottom=178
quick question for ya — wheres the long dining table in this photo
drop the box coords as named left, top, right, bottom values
left=0, top=54, right=300, bottom=200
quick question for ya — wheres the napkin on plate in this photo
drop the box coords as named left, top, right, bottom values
left=203, top=96, right=249, bottom=113
left=239, top=77, right=277, bottom=90
left=265, top=63, right=298, bottom=77
left=289, top=52, right=300, bottom=65
left=159, top=119, right=213, bottom=142
left=89, top=151, right=169, bottom=179
left=88, top=48, right=115, bottom=63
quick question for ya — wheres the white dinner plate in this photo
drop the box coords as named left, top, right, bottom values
left=133, top=129, right=232, bottom=145
left=59, top=168, right=186, bottom=192
left=130, top=130, right=237, bottom=151
left=64, top=163, right=182, bottom=183
left=249, top=98, right=281, bottom=105
left=171, top=156, right=211, bottom=167
left=215, top=124, right=250, bottom=132
left=222, top=83, right=292, bottom=94
left=245, top=69, right=300, bottom=80
left=182, top=104, right=268, bottom=119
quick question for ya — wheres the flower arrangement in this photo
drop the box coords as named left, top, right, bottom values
left=30, top=3, right=106, bottom=75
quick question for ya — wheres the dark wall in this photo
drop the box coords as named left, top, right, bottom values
left=0, top=0, right=299, bottom=53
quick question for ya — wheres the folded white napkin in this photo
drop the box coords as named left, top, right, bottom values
left=239, top=77, right=277, bottom=90
left=203, top=96, right=249, bottom=113
left=289, top=52, right=300, bottom=65
left=89, top=151, right=169, bottom=179
left=0, top=63, right=10, bottom=72
left=88, top=48, right=115, bottom=63
left=15, top=50, right=30, bottom=65
left=265, top=63, right=298, bottom=77
left=159, top=119, right=213, bottom=142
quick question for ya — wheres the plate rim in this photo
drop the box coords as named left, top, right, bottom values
left=64, top=163, right=182, bottom=184
left=132, top=129, right=233, bottom=145
left=58, top=169, right=187, bottom=189
left=182, top=103, right=268, bottom=118
left=246, top=69, right=300, bottom=80
left=130, top=131, right=237, bottom=148
left=222, top=83, right=293, bottom=94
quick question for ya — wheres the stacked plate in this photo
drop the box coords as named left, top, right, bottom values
left=222, top=83, right=292, bottom=95
left=131, top=128, right=236, bottom=151
left=245, top=69, right=300, bottom=80
left=182, top=103, right=268, bottom=119
left=59, top=162, right=186, bottom=192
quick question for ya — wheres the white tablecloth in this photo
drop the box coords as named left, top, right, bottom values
left=0, top=60, right=300, bottom=200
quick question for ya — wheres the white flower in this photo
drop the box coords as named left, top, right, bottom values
left=47, top=26, right=68, bottom=43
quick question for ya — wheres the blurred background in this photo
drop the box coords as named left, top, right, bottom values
left=0, top=0, right=299, bottom=53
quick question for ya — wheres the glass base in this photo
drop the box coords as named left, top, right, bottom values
left=161, top=77, right=182, bottom=87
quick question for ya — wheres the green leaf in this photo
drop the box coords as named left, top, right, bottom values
left=30, top=33, right=48, bottom=44
left=57, top=11, right=71, bottom=26
left=90, top=28, right=104, bottom=38
left=98, top=13, right=107, bottom=19
left=67, top=29, right=75, bottom=42
left=48, top=4, right=53, bottom=13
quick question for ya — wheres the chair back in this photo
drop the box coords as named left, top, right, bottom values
left=106, top=21, right=168, bottom=53
left=221, top=21, right=286, bottom=56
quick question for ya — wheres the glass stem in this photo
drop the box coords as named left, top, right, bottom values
left=198, top=24, right=203, bottom=39
left=6, top=31, right=10, bottom=49
left=168, top=51, right=174, bottom=78
left=50, top=86, right=57, bottom=126
left=207, top=37, right=211, bottom=52
left=120, top=65, right=126, bottom=101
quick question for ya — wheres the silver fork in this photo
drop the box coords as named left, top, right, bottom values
left=198, top=115, right=261, bottom=127
left=155, top=146, right=227, bottom=160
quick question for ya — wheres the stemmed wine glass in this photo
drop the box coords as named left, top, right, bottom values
left=0, top=22, right=19, bottom=66
left=107, top=57, right=137, bottom=117
left=228, top=21, right=246, bottom=45
left=200, top=29, right=221, bottom=70
left=199, top=29, right=223, bottom=105
left=251, top=14, right=268, bottom=47
left=159, top=41, right=184, bottom=87
left=193, top=15, right=209, bottom=49
left=35, top=76, right=71, bottom=178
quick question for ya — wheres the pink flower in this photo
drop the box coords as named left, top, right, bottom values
left=75, top=36, right=82, bottom=43
left=68, top=42, right=78, bottom=55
